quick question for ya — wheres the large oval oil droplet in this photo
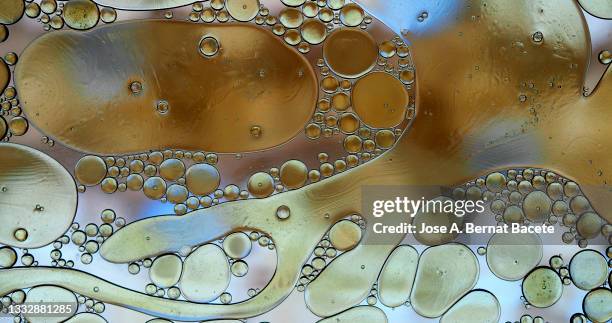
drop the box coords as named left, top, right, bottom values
left=16, top=20, right=318, bottom=154
left=378, top=245, right=418, bottom=308
left=440, top=290, right=500, bottom=323
left=317, top=306, right=387, bottom=323
left=486, top=232, right=542, bottom=281
left=225, top=0, right=259, bottom=22
left=0, top=0, right=25, bottom=25
left=0, top=143, right=77, bottom=248
left=522, top=267, right=563, bottom=308
left=328, top=220, right=362, bottom=251
left=569, top=249, right=608, bottom=290
left=353, top=72, right=408, bottom=128
left=181, top=244, right=230, bottom=302
left=410, top=243, right=479, bottom=318
left=25, top=286, right=78, bottom=323
left=323, top=28, right=377, bottom=79
left=64, top=313, right=107, bottom=323
left=149, top=254, right=183, bottom=288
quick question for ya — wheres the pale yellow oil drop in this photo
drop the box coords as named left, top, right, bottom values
left=339, top=3, right=364, bottom=27
left=223, top=232, right=252, bottom=259
left=247, top=172, right=275, bottom=198
left=328, top=220, right=362, bottom=251
left=568, top=249, right=607, bottom=290
left=317, top=306, right=387, bottom=323
left=583, top=288, right=612, bottom=322
left=185, top=163, right=220, bottom=196
left=25, top=286, right=78, bottom=323
left=378, top=245, right=418, bottom=308
left=279, top=160, right=308, bottom=189
left=181, top=244, right=230, bottom=302
left=440, top=290, right=500, bottom=323
left=486, top=232, right=542, bottom=281
left=279, top=8, right=304, bottom=28
left=8, top=116, right=28, bottom=136
left=149, top=254, right=183, bottom=288
left=522, top=267, right=562, bottom=308
left=75, top=155, right=107, bottom=186
left=225, top=0, right=259, bottom=22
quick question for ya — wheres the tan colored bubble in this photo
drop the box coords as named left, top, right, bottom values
left=0, top=0, right=24, bottom=25
left=143, top=176, right=167, bottom=200
left=279, top=8, right=303, bottom=28
left=486, top=232, right=542, bottom=281
left=100, top=7, right=116, bottom=23
left=17, top=21, right=317, bottom=154
left=344, top=135, right=362, bottom=153
left=75, top=155, right=107, bottom=186
left=127, top=174, right=144, bottom=191
left=485, top=172, right=506, bottom=193
left=25, top=286, right=77, bottom=323
left=570, top=195, right=591, bottom=214
left=150, top=254, right=183, bottom=288
left=440, top=290, right=500, bottom=323
left=225, top=0, right=259, bottom=22
left=412, top=196, right=463, bottom=245
left=339, top=3, right=364, bottom=27
left=323, top=28, right=377, bottom=79
left=186, top=163, right=220, bottom=196
left=247, top=172, right=274, bottom=198
left=569, top=249, right=607, bottom=290
left=63, top=0, right=99, bottom=30
left=338, top=113, right=359, bottom=133
left=9, top=116, right=28, bottom=136
left=576, top=212, right=603, bottom=239
left=353, top=72, right=408, bottom=128
left=0, top=246, right=17, bottom=268
left=375, top=130, right=396, bottom=148
left=328, top=220, right=362, bottom=251
left=166, top=184, right=188, bottom=204
left=522, top=191, right=552, bottom=222
left=410, top=243, right=479, bottom=318
left=583, top=288, right=612, bottom=323
left=199, top=36, right=219, bottom=57
left=181, top=244, right=230, bottom=302
left=301, top=19, right=326, bottom=45
left=159, top=158, right=185, bottom=181
left=280, top=160, right=308, bottom=189
left=317, top=306, right=387, bottom=323
left=378, top=245, right=418, bottom=308
left=223, top=232, right=252, bottom=259
left=0, top=143, right=77, bottom=248
left=522, top=267, right=562, bottom=308
left=578, top=0, right=612, bottom=19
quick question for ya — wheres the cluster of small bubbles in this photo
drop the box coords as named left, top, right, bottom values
left=416, top=11, right=428, bottom=22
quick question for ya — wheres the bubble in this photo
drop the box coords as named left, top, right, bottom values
left=230, top=260, right=249, bottom=277
left=279, top=8, right=303, bottom=28
left=8, top=116, right=28, bottom=136
left=583, top=288, right=612, bottom=322
left=378, top=245, right=418, bottom=308
left=73, top=155, right=107, bottom=186
left=301, top=19, right=327, bottom=44
left=353, top=72, right=408, bottom=128
left=0, top=246, right=17, bottom=268
left=149, top=254, right=182, bottom=288
left=569, top=249, right=607, bottom=290
left=576, top=212, right=603, bottom=239
left=185, top=163, right=220, bottom=196
left=486, top=232, right=542, bottom=281
left=225, top=0, right=259, bottom=22
left=166, top=184, right=188, bottom=204
left=329, top=220, right=362, bottom=251
left=532, top=31, right=544, bottom=43
left=378, top=41, right=396, bottom=58
left=375, top=130, right=396, bottom=148
left=440, top=290, right=500, bottom=323
left=280, top=160, right=308, bottom=189
left=485, top=172, right=506, bottom=192
left=198, top=36, right=220, bottom=57
left=25, top=286, right=77, bottom=323
left=323, top=28, right=377, bottom=78
left=564, top=181, right=580, bottom=197
left=181, top=244, right=230, bottom=302
left=223, top=232, right=252, bottom=259
left=522, top=191, right=552, bottom=222
left=143, top=177, right=167, bottom=200
left=63, top=0, right=99, bottom=30
left=302, top=2, right=318, bottom=17
left=305, top=123, right=322, bottom=139
left=338, top=113, right=360, bottom=134
left=413, top=197, right=464, bottom=245
left=100, top=7, right=117, bottom=23
left=522, top=267, right=562, bottom=308
left=0, top=0, right=24, bottom=24
left=339, top=3, right=364, bottom=27
left=599, top=50, right=611, bottom=65
left=276, top=205, right=291, bottom=220
left=100, top=177, right=117, bottom=193
left=0, top=25, right=7, bottom=43
left=318, top=306, right=386, bottom=323
left=155, top=99, right=170, bottom=114
left=284, top=28, right=301, bottom=45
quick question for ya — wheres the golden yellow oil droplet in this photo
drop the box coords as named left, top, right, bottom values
left=0, top=0, right=24, bottom=25
left=343, top=135, right=362, bottom=153
left=150, top=254, right=183, bottom=288
left=226, top=0, right=259, bottom=22
left=338, top=113, right=359, bottom=133
left=279, top=8, right=303, bottom=28
left=321, top=76, right=339, bottom=93
left=13, top=228, right=28, bottom=242
left=50, top=15, right=64, bottom=29
left=185, top=163, right=220, bottom=196
left=75, top=155, right=107, bottom=186
left=599, top=50, right=612, bottom=64
left=166, top=184, right=188, bottom=203
left=199, top=36, right=219, bottom=57
left=223, top=232, right=252, bottom=259
left=247, top=172, right=274, bottom=198
left=324, top=28, right=377, bottom=78
left=0, top=25, right=7, bottom=43
left=25, top=2, right=40, bottom=19
left=378, top=40, right=396, bottom=58
left=100, top=7, right=117, bottom=23
left=126, top=174, right=144, bottom=191
left=305, top=123, right=321, bottom=139
left=0, top=117, right=6, bottom=140
left=280, top=160, right=308, bottom=189
left=250, top=125, right=262, bottom=138
left=201, top=8, right=215, bottom=22
left=100, top=177, right=118, bottom=193
left=143, top=176, right=167, bottom=200
left=522, top=267, right=562, bottom=308
left=375, top=129, right=395, bottom=148
left=339, top=3, right=364, bottom=27
left=399, top=69, right=415, bottom=84
left=63, top=0, right=100, bottom=30
left=40, top=0, right=57, bottom=14
left=327, top=0, right=346, bottom=10
left=328, top=220, right=361, bottom=250
left=224, top=184, right=240, bottom=200
left=281, top=0, right=306, bottom=6
left=353, top=72, right=408, bottom=128
left=522, top=191, right=551, bottom=222
left=576, top=212, right=603, bottom=239
left=8, top=117, right=28, bottom=136
left=0, top=60, right=8, bottom=95
left=301, top=19, right=326, bottom=45
left=159, top=158, right=185, bottom=181
left=276, top=205, right=291, bottom=220
left=331, top=92, right=350, bottom=111
left=181, top=244, right=230, bottom=302
left=440, top=290, right=500, bottom=323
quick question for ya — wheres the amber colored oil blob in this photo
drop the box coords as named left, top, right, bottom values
left=323, top=28, right=378, bottom=79
left=16, top=21, right=318, bottom=154
left=352, top=72, right=408, bottom=128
